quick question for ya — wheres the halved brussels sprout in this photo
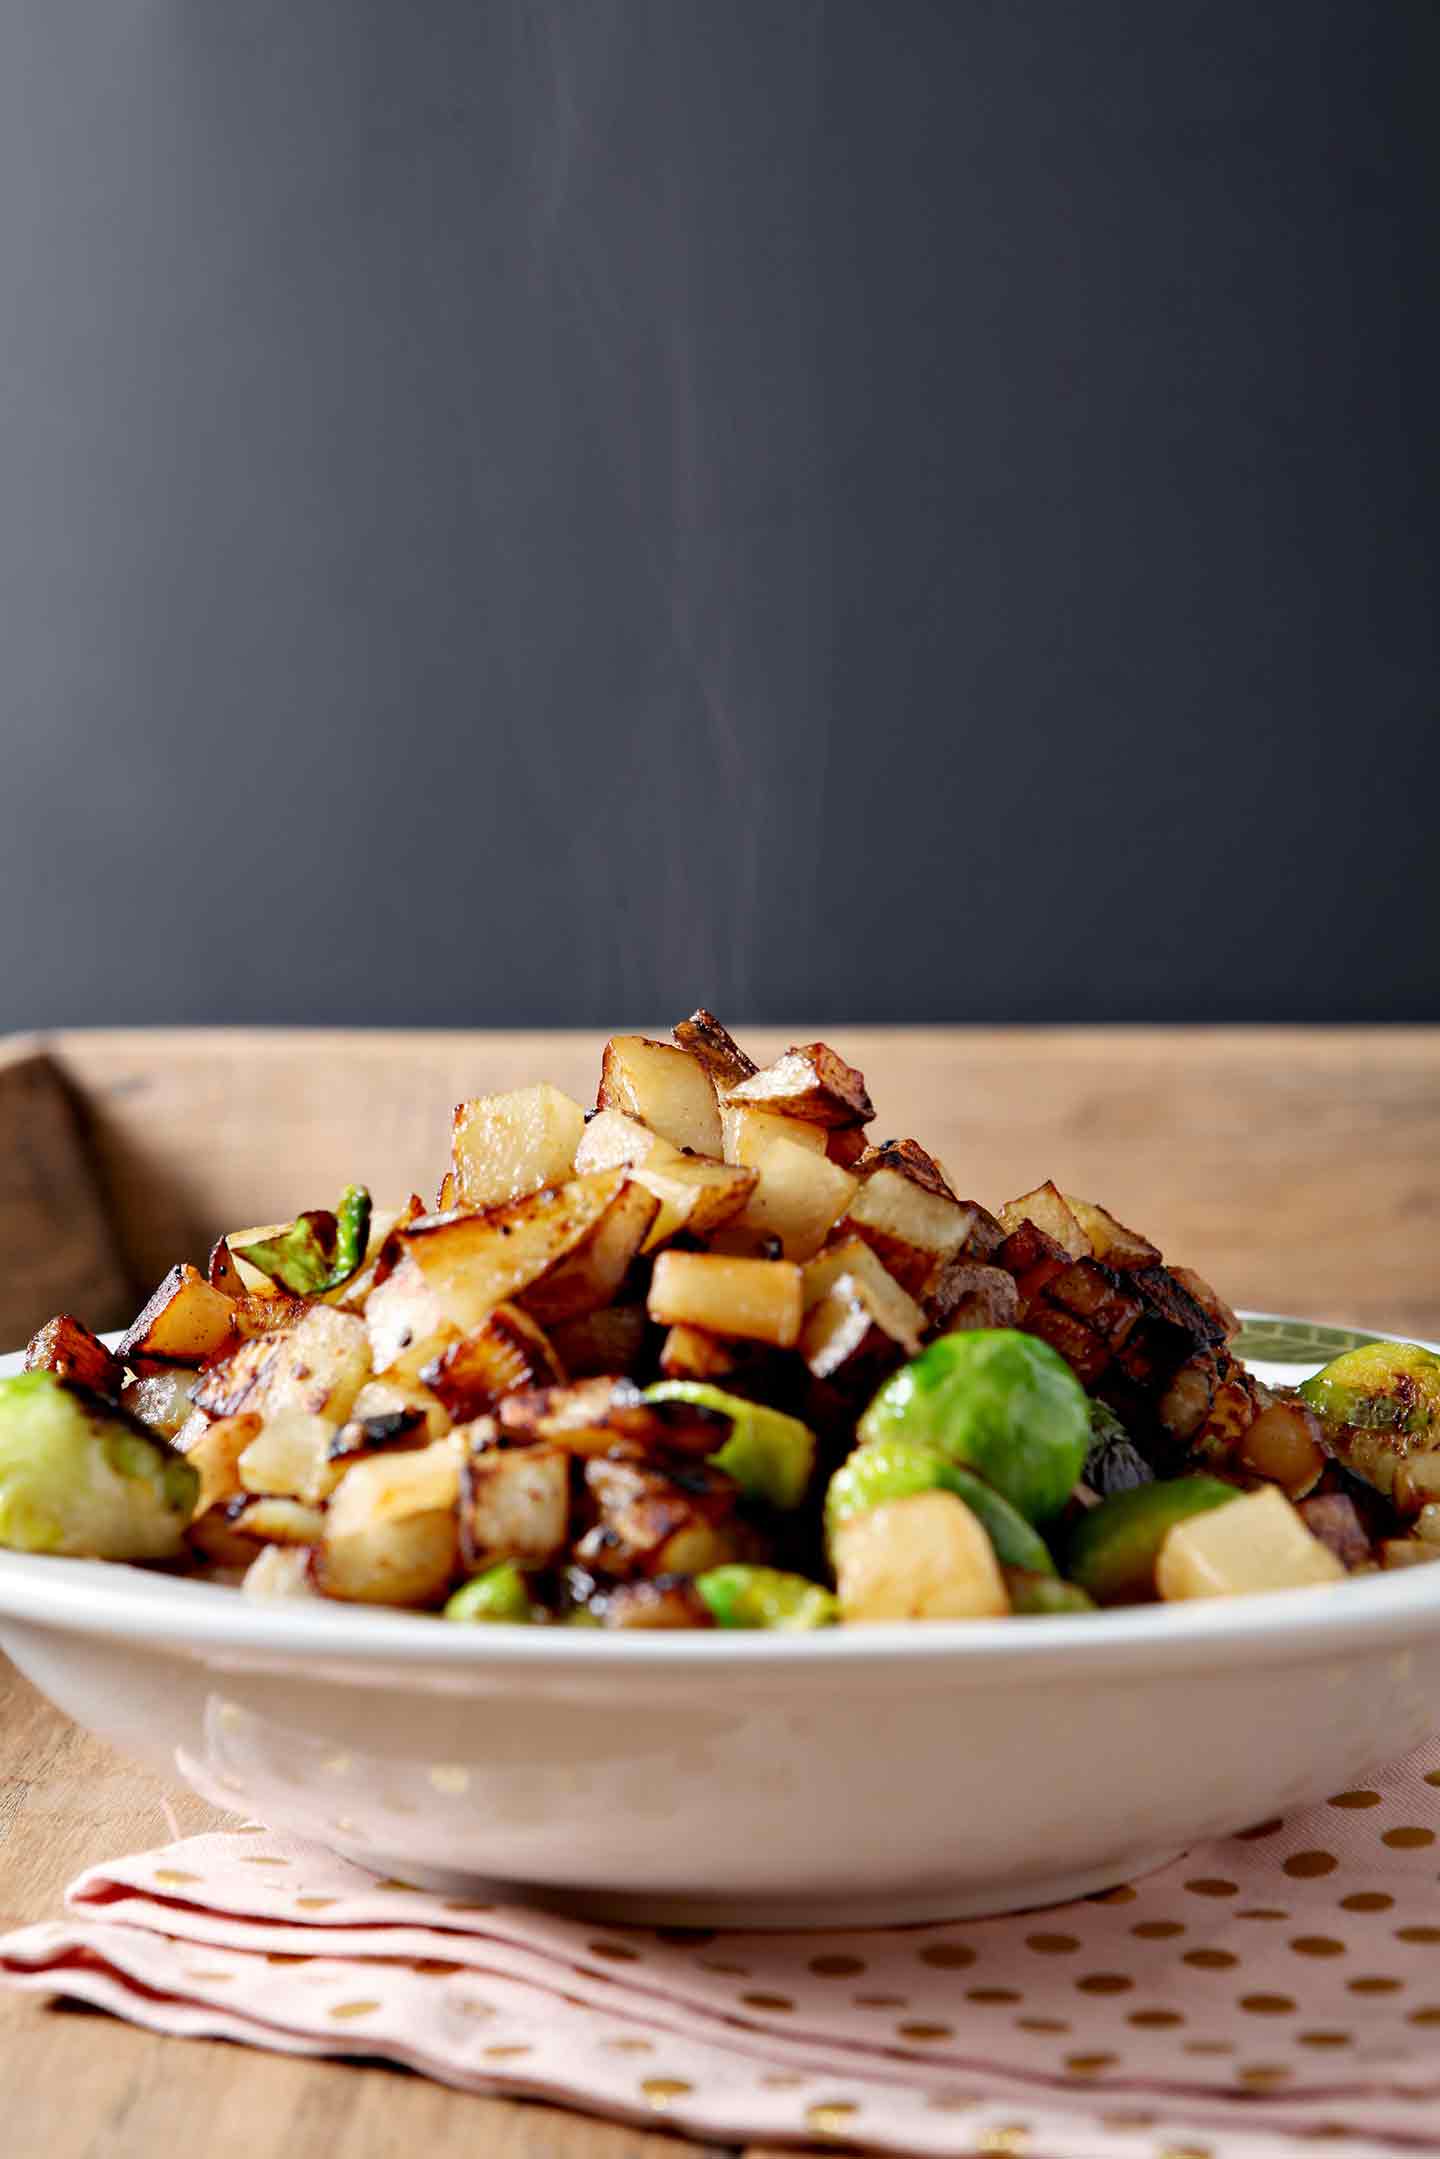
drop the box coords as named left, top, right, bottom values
left=0, top=1371, right=197, bottom=1560
left=858, top=1330, right=1090, bottom=1524
left=642, top=1382, right=815, bottom=1509
left=694, top=1564, right=836, bottom=1629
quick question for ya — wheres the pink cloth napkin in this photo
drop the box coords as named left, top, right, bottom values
left=6, top=1743, right=1440, bottom=2157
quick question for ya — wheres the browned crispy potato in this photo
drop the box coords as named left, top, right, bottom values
left=451, top=1084, right=586, bottom=1210
left=1064, top=1195, right=1161, bottom=1270
left=800, top=1265, right=925, bottom=1383
left=856, top=1138, right=957, bottom=1199
left=826, top=1124, right=873, bottom=1170
left=603, top=1577, right=715, bottom=1629
left=1168, top=1264, right=1240, bottom=1342
left=229, top=1292, right=311, bottom=1340
left=647, top=1251, right=803, bottom=1347
left=26, top=1314, right=125, bottom=1397
left=364, top=1171, right=655, bottom=1367
left=658, top=1323, right=739, bottom=1381
left=929, top=1262, right=1021, bottom=1333
left=995, top=1219, right=1074, bottom=1307
left=459, top=1442, right=569, bottom=1570
left=347, top=1374, right=451, bottom=1440
left=547, top=1304, right=649, bottom=1378
left=206, top=1238, right=248, bottom=1298
left=724, top=1043, right=874, bottom=1129
left=997, top=1182, right=1091, bottom=1259
left=840, top=1160, right=979, bottom=1297
left=436, top=1170, right=458, bottom=1211
left=575, top=1109, right=755, bottom=1246
left=318, top=1441, right=461, bottom=1606
left=183, top=1412, right=262, bottom=1514
left=420, top=1303, right=564, bottom=1421
left=671, top=1009, right=756, bottom=1090
left=118, top=1265, right=238, bottom=1369
left=521, top=1177, right=659, bottom=1325
left=120, top=1366, right=200, bottom=1438
left=192, top=1306, right=371, bottom=1425
left=596, top=1036, right=723, bottom=1156
left=578, top=1456, right=747, bottom=1578
left=495, top=1376, right=730, bottom=1460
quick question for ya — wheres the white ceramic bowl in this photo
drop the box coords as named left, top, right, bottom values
left=2, top=1321, right=1438, bottom=1927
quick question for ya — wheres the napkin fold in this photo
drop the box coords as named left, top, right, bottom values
left=7, top=1741, right=1440, bottom=2158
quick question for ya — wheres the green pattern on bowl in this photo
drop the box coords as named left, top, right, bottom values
left=1232, top=1315, right=1383, bottom=1365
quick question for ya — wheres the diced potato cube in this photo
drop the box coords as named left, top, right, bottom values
left=419, top=1303, right=562, bottom=1421
left=834, top=1492, right=1010, bottom=1621
left=647, top=1252, right=803, bottom=1347
left=239, top=1495, right=327, bottom=1545
left=183, top=1413, right=262, bottom=1515
left=117, top=1265, right=237, bottom=1368
left=193, top=1307, right=371, bottom=1426
left=574, top=1107, right=670, bottom=1173
left=597, top=1037, right=723, bottom=1156
left=348, top=1375, right=452, bottom=1441
left=658, top=1324, right=740, bottom=1381
left=724, top=1043, right=873, bottom=1128
left=521, top=1177, right=659, bottom=1324
left=364, top=1170, right=646, bottom=1367
left=548, top=1304, right=648, bottom=1378
left=451, top=1084, right=586, bottom=1210
left=238, top=1410, right=345, bottom=1504
left=799, top=1267, right=925, bottom=1380
left=1063, top=1195, right=1161, bottom=1270
left=721, top=1104, right=828, bottom=1167
left=840, top=1167, right=978, bottom=1296
left=1156, top=1485, right=1346, bottom=1600
left=319, top=1440, right=462, bottom=1606
left=730, top=1136, right=857, bottom=1263
left=670, top=1009, right=757, bottom=1090
left=459, top=1442, right=570, bottom=1570
left=242, top=1545, right=318, bottom=1599
left=997, top=1182, right=1091, bottom=1260
left=26, top=1314, right=126, bottom=1395
left=574, top=1111, right=754, bottom=1246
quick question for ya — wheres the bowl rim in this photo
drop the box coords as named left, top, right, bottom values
left=1, top=1311, right=1437, bottom=1677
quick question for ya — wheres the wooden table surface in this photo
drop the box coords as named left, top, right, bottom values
left=2, top=1024, right=1437, bottom=2156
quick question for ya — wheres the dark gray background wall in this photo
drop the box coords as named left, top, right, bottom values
left=0, top=0, right=1434, bottom=1029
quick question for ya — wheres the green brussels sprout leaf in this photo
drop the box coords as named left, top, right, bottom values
left=444, top=1559, right=533, bottom=1623
left=235, top=1185, right=372, bottom=1296
left=0, top=1371, right=197, bottom=1561
left=642, top=1382, right=815, bottom=1509
left=695, top=1564, right=837, bottom=1629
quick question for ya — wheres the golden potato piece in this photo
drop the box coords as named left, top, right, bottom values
left=840, top=1164, right=979, bottom=1297
left=670, top=1009, right=757, bottom=1090
left=647, top=1251, right=803, bottom=1347
left=319, top=1440, right=462, bottom=1606
left=459, top=1442, right=570, bottom=1570
left=1156, top=1486, right=1345, bottom=1599
left=1064, top=1194, right=1162, bottom=1270
left=117, top=1265, right=237, bottom=1368
left=596, top=1036, right=723, bottom=1156
left=834, top=1492, right=1010, bottom=1621
left=26, top=1314, right=126, bottom=1396
left=724, top=1043, right=874, bottom=1128
left=997, top=1182, right=1091, bottom=1260
left=192, top=1306, right=371, bottom=1425
left=451, top=1083, right=586, bottom=1210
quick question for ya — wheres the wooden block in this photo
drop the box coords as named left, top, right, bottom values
left=0, top=1043, right=133, bottom=1347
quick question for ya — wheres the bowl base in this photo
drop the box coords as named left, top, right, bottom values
left=353, top=1846, right=1187, bottom=1929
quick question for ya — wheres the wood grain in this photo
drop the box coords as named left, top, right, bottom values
left=0, top=1045, right=134, bottom=1344
left=1, top=1025, right=1437, bottom=2155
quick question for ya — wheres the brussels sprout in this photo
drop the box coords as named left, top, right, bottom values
left=858, top=1329, right=1090, bottom=1523
left=1298, top=1342, right=1440, bottom=1514
left=695, top=1564, right=837, bottom=1629
left=1003, top=1568, right=1096, bottom=1615
left=824, top=1437, right=1055, bottom=1574
left=1067, top=1476, right=1239, bottom=1605
left=642, top=1382, right=815, bottom=1509
left=444, top=1559, right=533, bottom=1623
left=1083, top=1399, right=1154, bottom=1497
left=0, top=1371, right=197, bottom=1560
left=234, top=1185, right=372, bottom=1296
